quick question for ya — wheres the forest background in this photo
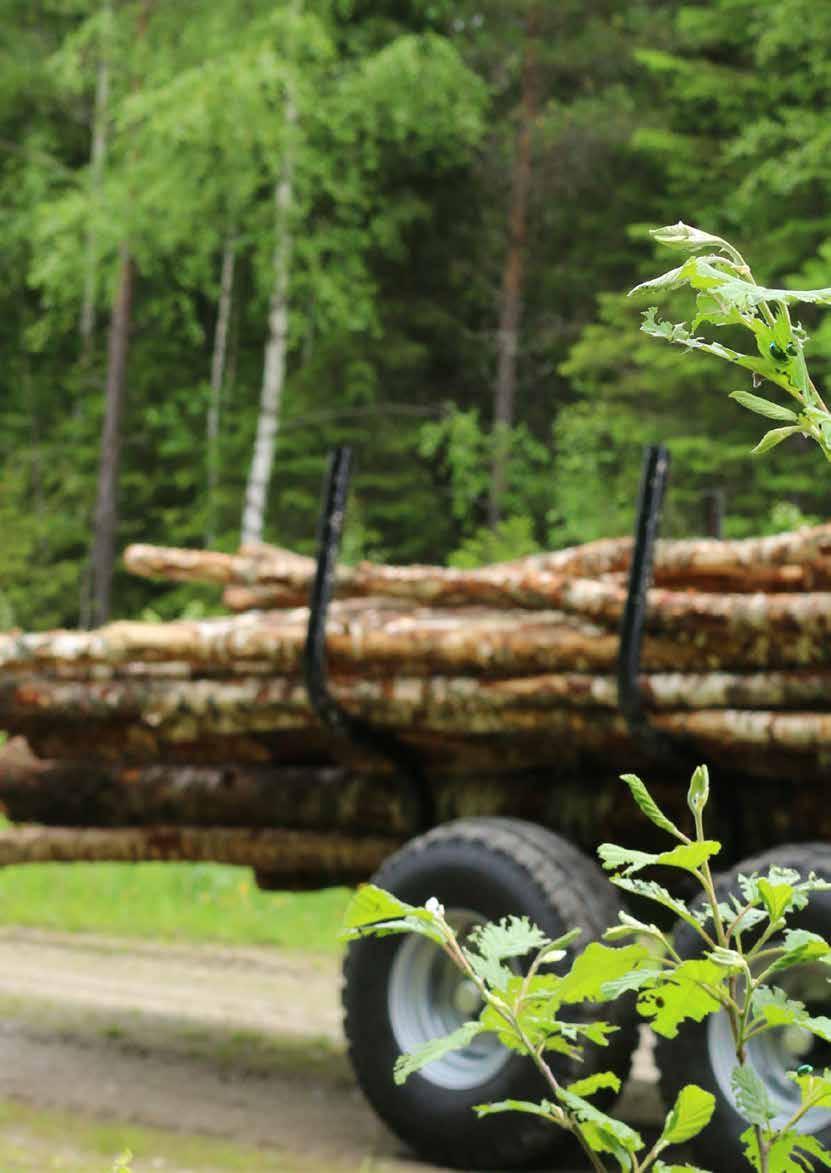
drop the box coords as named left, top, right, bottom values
left=3, top=0, right=829, bottom=632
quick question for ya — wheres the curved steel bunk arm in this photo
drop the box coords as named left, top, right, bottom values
left=617, top=444, right=683, bottom=760
left=303, top=446, right=435, bottom=833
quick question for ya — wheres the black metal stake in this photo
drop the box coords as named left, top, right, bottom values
left=304, top=446, right=434, bottom=833
left=618, top=444, right=675, bottom=757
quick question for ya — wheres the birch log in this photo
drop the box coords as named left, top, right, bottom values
left=124, top=525, right=831, bottom=606
left=0, top=824, right=398, bottom=886
left=5, top=671, right=831, bottom=738
left=4, top=598, right=831, bottom=676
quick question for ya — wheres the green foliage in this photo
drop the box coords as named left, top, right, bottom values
left=346, top=761, right=831, bottom=1170
left=633, top=223, right=831, bottom=466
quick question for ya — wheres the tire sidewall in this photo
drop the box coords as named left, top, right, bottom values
left=657, top=844, right=831, bottom=1163
left=344, top=825, right=610, bottom=1169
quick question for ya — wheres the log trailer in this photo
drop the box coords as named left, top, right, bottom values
left=2, top=445, right=831, bottom=1170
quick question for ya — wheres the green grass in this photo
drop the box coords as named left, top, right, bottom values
left=0, top=1098, right=361, bottom=1172
left=0, top=860, right=352, bottom=951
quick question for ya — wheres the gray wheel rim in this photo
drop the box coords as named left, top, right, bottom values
left=707, top=964, right=831, bottom=1133
left=387, top=908, right=510, bottom=1091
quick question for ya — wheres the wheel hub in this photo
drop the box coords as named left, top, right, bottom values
left=387, top=908, right=511, bottom=1091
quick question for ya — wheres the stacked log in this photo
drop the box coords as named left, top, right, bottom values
left=4, top=524, right=831, bottom=879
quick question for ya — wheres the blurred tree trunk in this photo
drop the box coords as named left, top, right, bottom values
left=90, top=0, right=153, bottom=626
left=241, top=90, right=297, bottom=545
left=489, top=6, right=541, bottom=527
left=205, top=231, right=236, bottom=546
left=79, top=0, right=112, bottom=365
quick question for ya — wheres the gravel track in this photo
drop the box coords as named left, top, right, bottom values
left=0, top=928, right=662, bottom=1171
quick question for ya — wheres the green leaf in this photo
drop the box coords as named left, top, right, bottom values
left=556, top=942, right=652, bottom=1005
left=609, top=876, right=700, bottom=931
left=474, top=1098, right=557, bottom=1121
left=343, top=884, right=418, bottom=929
left=567, top=1071, right=622, bottom=1098
left=650, top=221, right=735, bottom=253
left=707, top=945, right=746, bottom=969
left=757, top=877, right=795, bottom=923
left=558, top=1088, right=643, bottom=1170
left=731, top=1065, right=775, bottom=1126
left=741, top=1126, right=831, bottom=1172
left=750, top=987, right=831, bottom=1045
left=620, top=774, right=686, bottom=839
left=601, top=965, right=665, bottom=999
left=788, top=1069, right=831, bottom=1111
left=687, top=765, right=710, bottom=816
left=751, top=426, right=803, bottom=455
left=393, top=1020, right=486, bottom=1085
left=468, top=916, right=549, bottom=961
left=597, top=840, right=720, bottom=877
left=729, top=391, right=798, bottom=423
left=654, top=1164, right=714, bottom=1173
left=341, top=884, right=443, bottom=943
left=464, top=949, right=513, bottom=992
left=637, top=960, right=729, bottom=1038
left=628, top=265, right=687, bottom=296
left=604, top=911, right=667, bottom=945
left=660, top=1084, right=716, bottom=1145
left=768, top=929, right=831, bottom=975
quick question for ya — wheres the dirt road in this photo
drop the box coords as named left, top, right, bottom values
left=0, top=928, right=662, bottom=1171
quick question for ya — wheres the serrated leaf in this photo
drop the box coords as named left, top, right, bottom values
left=469, top=916, right=549, bottom=961
left=658, top=841, right=721, bottom=872
left=597, top=840, right=720, bottom=878
left=341, top=885, right=443, bottom=943
left=609, top=876, right=700, bottom=931
left=731, top=1065, right=775, bottom=1125
left=757, top=877, right=795, bottom=923
left=393, top=1020, right=485, bottom=1085
left=567, top=1071, right=622, bottom=1098
left=741, top=1126, right=831, bottom=1172
left=729, top=391, right=798, bottom=422
left=687, top=765, right=710, bottom=815
left=343, top=884, right=421, bottom=929
left=751, top=426, right=802, bottom=455
left=637, top=960, right=728, bottom=1038
left=601, top=965, right=665, bottom=999
left=789, top=1069, right=831, bottom=1111
left=474, top=1098, right=557, bottom=1121
left=620, top=773, right=686, bottom=839
left=557, top=942, right=652, bottom=1005
left=768, top=929, right=831, bottom=975
left=558, top=1088, right=643, bottom=1169
left=464, top=948, right=513, bottom=992
left=660, top=1084, right=716, bottom=1144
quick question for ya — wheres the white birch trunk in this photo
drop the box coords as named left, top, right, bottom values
left=241, top=93, right=297, bottom=545
left=205, top=233, right=236, bottom=545
left=79, top=0, right=112, bottom=360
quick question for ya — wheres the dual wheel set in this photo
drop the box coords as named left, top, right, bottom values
left=342, top=818, right=831, bottom=1170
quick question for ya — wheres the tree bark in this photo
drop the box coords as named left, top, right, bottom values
left=489, top=5, right=541, bottom=527
left=125, top=525, right=831, bottom=610
left=205, top=232, right=236, bottom=546
left=241, top=90, right=297, bottom=545
left=0, top=823, right=398, bottom=887
left=79, top=0, right=112, bottom=363
left=89, top=0, right=153, bottom=626
left=91, top=241, right=135, bottom=626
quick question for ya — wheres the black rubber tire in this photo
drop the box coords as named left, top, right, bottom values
left=342, top=817, right=636, bottom=1171
left=656, top=842, right=831, bottom=1168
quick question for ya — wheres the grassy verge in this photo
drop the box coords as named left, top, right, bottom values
left=0, top=1098, right=367, bottom=1172
left=0, top=860, right=352, bottom=951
